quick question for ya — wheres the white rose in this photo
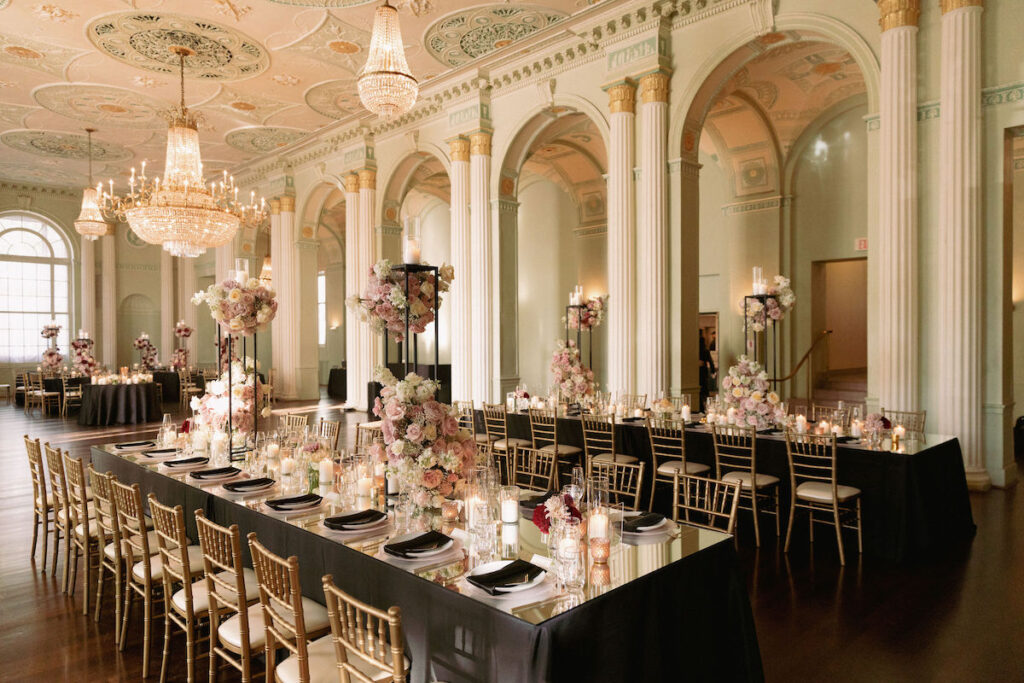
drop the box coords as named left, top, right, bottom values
left=390, top=440, right=405, bottom=456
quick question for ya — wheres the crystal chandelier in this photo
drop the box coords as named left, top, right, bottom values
left=101, top=46, right=266, bottom=258
left=358, top=1, right=418, bottom=119
left=74, top=128, right=107, bottom=240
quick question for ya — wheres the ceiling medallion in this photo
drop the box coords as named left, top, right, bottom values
left=33, top=83, right=167, bottom=129
left=86, top=12, right=269, bottom=80
left=358, top=1, right=418, bottom=119
left=100, top=47, right=267, bottom=258
left=0, top=129, right=132, bottom=160
left=74, top=128, right=108, bottom=240
left=424, top=5, right=568, bottom=68
left=305, top=78, right=361, bottom=120
left=225, top=127, right=308, bottom=154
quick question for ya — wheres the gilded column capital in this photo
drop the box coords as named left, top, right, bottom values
left=279, top=195, right=295, bottom=213
left=469, top=132, right=491, bottom=157
left=269, top=198, right=281, bottom=215
left=344, top=173, right=359, bottom=194
left=639, top=71, right=670, bottom=104
left=606, top=81, right=636, bottom=114
left=449, top=137, right=470, bottom=162
left=940, top=0, right=982, bottom=13
left=879, top=0, right=921, bottom=31
left=358, top=169, right=376, bottom=190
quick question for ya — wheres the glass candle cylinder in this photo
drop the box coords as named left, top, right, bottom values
left=499, top=485, right=520, bottom=523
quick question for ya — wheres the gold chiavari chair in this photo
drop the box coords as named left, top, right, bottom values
left=668, top=394, right=693, bottom=412
left=528, top=408, right=582, bottom=462
left=24, top=435, right=53, bottom=569
left=711, top=424, right=780, bottom=547
left=355, top=421, right=384, bottom=453
left=511, top=446, right=557, bottom=493
left=179, top=368, right=203, bottom=408
left=783, top=432, right=863, bottom=566
left=43, top=443, right=72, bottom=588
left=581, top=413, right=637, bottom=470
left=485, top=441, right=513, bottom=486
left=322, top=574, right=409, bottom=683
left=89, top=467, right=124, bottom=632
left=14, top=371, right=29, bottom=406
left=590, top=459, right=646, bottom=511
left=811, top=403, right=848, bottom=428
left=318, top=418, right=341, bottom=451
left=61, top=376, right=83, bottom=417
left=283, top=413, right=309, bottom=431
left=881, top=408, right=927, bottom=438
left=195, top=511, right=267, bottom=683
left=455, top=400, right=493, bottom=446
left=203, top=367, right=219, bottom=382
left=34, top=371, right=61, bottom=415
left=618, top=393, right=648, bottom=411
left=646, top=417, right=710, bottom=511
left=671, top=474, right=742, bottom=535
left=24, top=371, right=42, bottom=415
left=64, top=451, right=106, bottom=616
left=247, top=533, right=332, bottom=683
left=481, top=402, right=530, bottom=455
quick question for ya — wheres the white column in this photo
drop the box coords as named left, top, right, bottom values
left=268, top=199, right=283, bottom=391
left=470, top=132, right=493, bottom=404
left=449, top=137, right=473, bottom=402
left=637, top=71, right=669, bottom=400
left=279, top=196, right=297, bottom=399
left=100, top=233, right=117, bottom=368
left=177, top=254, right=197, bottom=364
left=877, top=2, right=920, bottom=411
left=605, top=81, right=637, bottom=396
left=215, top=244, right=233, bottom=283
left=160, top=249, right=174, bottom=363
left=938, top=0, right=989, bottom=489
left=357, top=169, right=377, bottom=411
left=80, top=236, right=95, bottom=336
left=344, top=175, right=361, bottom=407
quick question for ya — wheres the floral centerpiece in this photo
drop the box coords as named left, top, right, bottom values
left=174, top=321, right=193, bottom=339
left=347, top=259, right=454, bottom=342
left=531, top=493, right=582, bottom=534
left=550, top=340, right=595, bottom=405
left=864, top=413, right=891, bottom=435
left=720, top=355, right=785, bottom=430
left=190, top=356, right=269, bottom=436
left=192, top=276, right=278, bottom=336
left=41, top=323, right=61, bottom=341
left=41, top=347, right=63, bottom=372
left=133, top=334, right=158, bottom=371
left=370, top=366, right=476, bottom=514
left=563, top=295, right=608, bottom=331
left=170, top=348, right=189, bottom=371
left=742, top=275, right=795, bottom=332
left=71, top=338, right=97, bottom=376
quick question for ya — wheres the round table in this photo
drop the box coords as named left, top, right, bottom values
left=78, top=382, right=161, bottom=426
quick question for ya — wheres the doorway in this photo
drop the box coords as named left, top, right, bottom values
left=810, top=258, right=867, bottom=401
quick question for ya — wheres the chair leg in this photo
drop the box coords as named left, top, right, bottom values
left=143, top=591, right=154, bottom=678
left=186, top=621, right=196, bottom=683
left=30, top=509, right=39, bottom=561
left=856, top=499, right=864, bottom=554
left=809, top=508, right=815, bottom=543
left=773, top=489, right=781, bottom=537
left=119, top=585, right=133, bottom=652
left=833, top=505, right=845, bottom=566
left=783, top=500, right=796, bottom=553
left=81, top=545, right=92, bottom=615
left=750, top=490, right=761, bottom=547
left=159, top=611, right=171, bottom=683
left=51, top=526, right=61, bottom=577
left=94, top=560, right=105, bottom=622
left=66, top=540, right=77, bottom=596
left=40, top=510, right=49, bottom=571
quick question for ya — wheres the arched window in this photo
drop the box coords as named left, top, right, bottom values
left=0, top=213, right=72, bottom=363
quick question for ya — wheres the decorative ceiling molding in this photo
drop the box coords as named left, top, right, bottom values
left=0, top=31, right=89, bottom=78
left=225, top=126, right=309, bottom=154
left=424, top=4, right=568, bottom=68
left=264, top=0, right=375, bottom=6
left=1, top=129, right=132, bottom=161
left=200, top=85, right=295, bottom=123
left=32, top=83, right=168, bottom=128
left=0, top=102, right=37, bottom=128
left=0, top=180, right=82, bottom=199
left=278, top=13, right=370, bottom=75
left=304, top=78, right=362, bottom=120
left=86, top=11, right=269, bottom=80
left=0, top=163, right=85, bottom=187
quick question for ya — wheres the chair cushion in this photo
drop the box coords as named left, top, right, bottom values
left=220, top=597, right=330, bottom=651
left=795, top=481, right=861, bottom=503
left=106, top=530, right=161, bottom=563
left=722, top=471, right=780, bottom=490
left=592, top=453, right=639, bottom=465
left=172, top=567, right=259, bottom=615
left=276, top=635, right=407, bottom=683
left=493, top=438, right=530, bottom=451
left=74, top=519, right=109, bottom=539
left=656, top=460, right=710, bottom=476
left=361, top=420, right=383, bottom=429
left=540, top=443, right=582, bottom=456
left=474, top=433, right=498, bottom=443
left=135, top=543, right=203, bottom=582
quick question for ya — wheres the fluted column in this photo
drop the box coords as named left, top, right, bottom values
left=279, top=195, right=297, bottom=399
left=344, top=174, right=361, bottom=407
left=637, top=71, right=669, bottom=399
left=268, top=199, right=283, bottom=394
left=449, top=137, right=473, bottom=402
left=177, top=254, right=197, bottom=365
left=938, top=0, right=989, bottom=488
left=357, top=169, right=377, bottom=411
left=470, top=132, right=493, bottom=404
left=877, top=0, right=920, bottom=411
left=160, top=249, right=174, bottom=363
left=215, top=244, right=233, bottom=283
left=100, top=233, right=117, bottom=368
left=605, top=81, right=636, bottom=396
left=80, top=236, right=95, bottom=336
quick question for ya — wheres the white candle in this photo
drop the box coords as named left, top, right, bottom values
left=851, top=420, right=863, bottom=438
left=357, top=476, right=373, bottom=497
left=500, top=498, right=518, bottom=524
left=403, top=237, right=421, bottom=264
left=280, top=456, right=295, bottom=475
left=267, top=443, right=280, bottom=459
left=387, top=473, right=397, bottom=494
left=633, top=408, right=644, bottom=418
left=795, top=415, right=807, bottom=434
left=318, top=459, right=334, bottom=484
left=501, top=523, right=519, bottom=547
left=831, top=424, right=843, bottom=437
left=558, top=536, right=579, bottom=555
left=589, top=512, right=609, bottom=539
left=681, top=405, right=691, bottom=422
left=726, top=407, right=737, bottom=424
left=893, top=425, right=906, bottom=440
left=466, top=495, right=483, bottom=527
left=374, top=461, right=385, bottom=478
left=817, top=420, right=830, bottom=435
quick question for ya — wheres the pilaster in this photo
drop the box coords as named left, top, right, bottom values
left=470, top=131, right=494, bottom=403
left=449, top=137, right=473, bottom=402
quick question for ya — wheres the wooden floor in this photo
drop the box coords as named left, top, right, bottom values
left=1, top=396, right=1022, bottom=682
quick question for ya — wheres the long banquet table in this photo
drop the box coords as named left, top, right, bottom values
left=91, top=444, right=764, bottom=683
left=493, top=412, right=975, bottom=562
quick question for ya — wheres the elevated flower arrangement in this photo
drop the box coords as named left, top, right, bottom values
left=741, top=275, right=795, bottom=332
left=192, top=276, right=278, bottom=336
left=563, top=294, right=608, bottom=331
left=41, top=347, right=62, bottom=372
left=71, top=337, right=97, bottom=376
left=347, top=259, right=453, bottom=343
left=133, top=333, right=158, bottom=371
left=41, top=323, right=61, bottom=340
left=721, top=355, right=785, bottom=430
left=550, top=340, right=595, bottom=405
left=171, top=320, right=193, bottom=369
left=190, top=356, right=269, bottom=436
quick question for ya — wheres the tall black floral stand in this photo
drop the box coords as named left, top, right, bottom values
left=564, top=304, right=593, bottom=369
left=742, top=294, right=778, bottom=379
left=216, top=327, right=260, bottom=461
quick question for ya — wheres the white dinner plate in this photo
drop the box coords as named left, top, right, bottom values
left=140, top=448, right=180, bottom=461
left=190, top=469, right=242, bottom=483
left=621, top=513, right=672, bottom=534
left=467, top=560, right=547, bottom=594
left=319, top=510, right=391, bottom=534
left=384, top=531, right=455, bottom=559
left=114, top=442, right=157, bottom=453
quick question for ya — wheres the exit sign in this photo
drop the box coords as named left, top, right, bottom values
left=855, top=238, right=868, bottom=251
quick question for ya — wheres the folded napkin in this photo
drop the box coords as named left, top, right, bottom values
left=623, top=512, right=665, bottom=533
left=265, top=493, right=322, bottom=511
left=222, top=477, right=275, bottom=493
left=837, top=435, right=859, bottom=444
left=163, top=456, right=209, bottom=468
left=141, top=447, right=178, bottom=457
left=466, top=559, right=544, bottom=596
left=116, top=440, right=155, bottom=449
left=519, top=491, right=556, bottom=516
left=189, top=466, right=240, bottom=480
left=323, top=509, right=387, bottom=531
left=383, top=531, right=452, bottom=559
left=757, top=428, right=776, bottom=435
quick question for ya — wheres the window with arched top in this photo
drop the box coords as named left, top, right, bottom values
left=0, top=213, right=72, bottom=363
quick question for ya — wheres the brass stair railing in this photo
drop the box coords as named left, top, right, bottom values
left=770, top=329, right=833, bottom=401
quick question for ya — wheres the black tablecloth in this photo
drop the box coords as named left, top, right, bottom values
left=91, top=446, right=764, bottom=683
left=153, top=371, right=180, bottom=403
left=78, top=383, right=161, bottom=426
left=494, top=413, right=975, bottom=562
left=327, top=367, right=346, bottom=400
left=14, top=376, right=88, bottom=407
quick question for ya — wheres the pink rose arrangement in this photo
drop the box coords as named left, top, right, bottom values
left=347, top=259, right=454, bottom=343
left=192, top=277, right=278, bottom=336
left=41, top=323, right=61, bottom=340
left=71, top=338, right=97, bottom=376
left=190, top=357, right=268, bottom=436
left=41, top=347, right=63, bottom=372
left=721, top=355, right=785, bottom=430
left=741, top=275, right=795, bottom=332
left=174, top=321, right=193, bottom=339
left=170, top=348, right=189, bottom=371
left=864, top=413, right=891, bottom=435
left=370, top=366, right=476, bottom=513
left=550, top=340, right=595, bottom=404
left=564, top=295, right=608, bottom=331
left=133, top=334, right=159, bottom=371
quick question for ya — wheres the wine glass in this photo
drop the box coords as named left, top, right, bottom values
left=565, top=466, right=585, bottom=505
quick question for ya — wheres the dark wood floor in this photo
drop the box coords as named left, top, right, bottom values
left=1, top=396, right=1022, bottom=682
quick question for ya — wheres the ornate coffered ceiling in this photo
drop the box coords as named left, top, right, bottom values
left=0, top=0, right=590, bottom=189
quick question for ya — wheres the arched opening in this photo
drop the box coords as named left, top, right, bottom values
left=682, top=32, right=869, bottom=406
left=498, top=108, right=608, bottom=395
left=315, top=187, right=347, bottom=388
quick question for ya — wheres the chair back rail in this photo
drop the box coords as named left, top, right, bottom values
left=511, top=446, right=557, bottom=492
left=481, top=403, right=511, bottom=443
left=528, top=408, right=558, bottom=450
left=784, top=432, right=838, bottom=492
left=322, top=574, right=406, bottom=683
left=711, top=425, right=758, bottom=479
left=581, top=414, right=616, bottom=472
left=590, top=459, right=646, bottom=510
left=672, top=475, right=742, bottom=534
